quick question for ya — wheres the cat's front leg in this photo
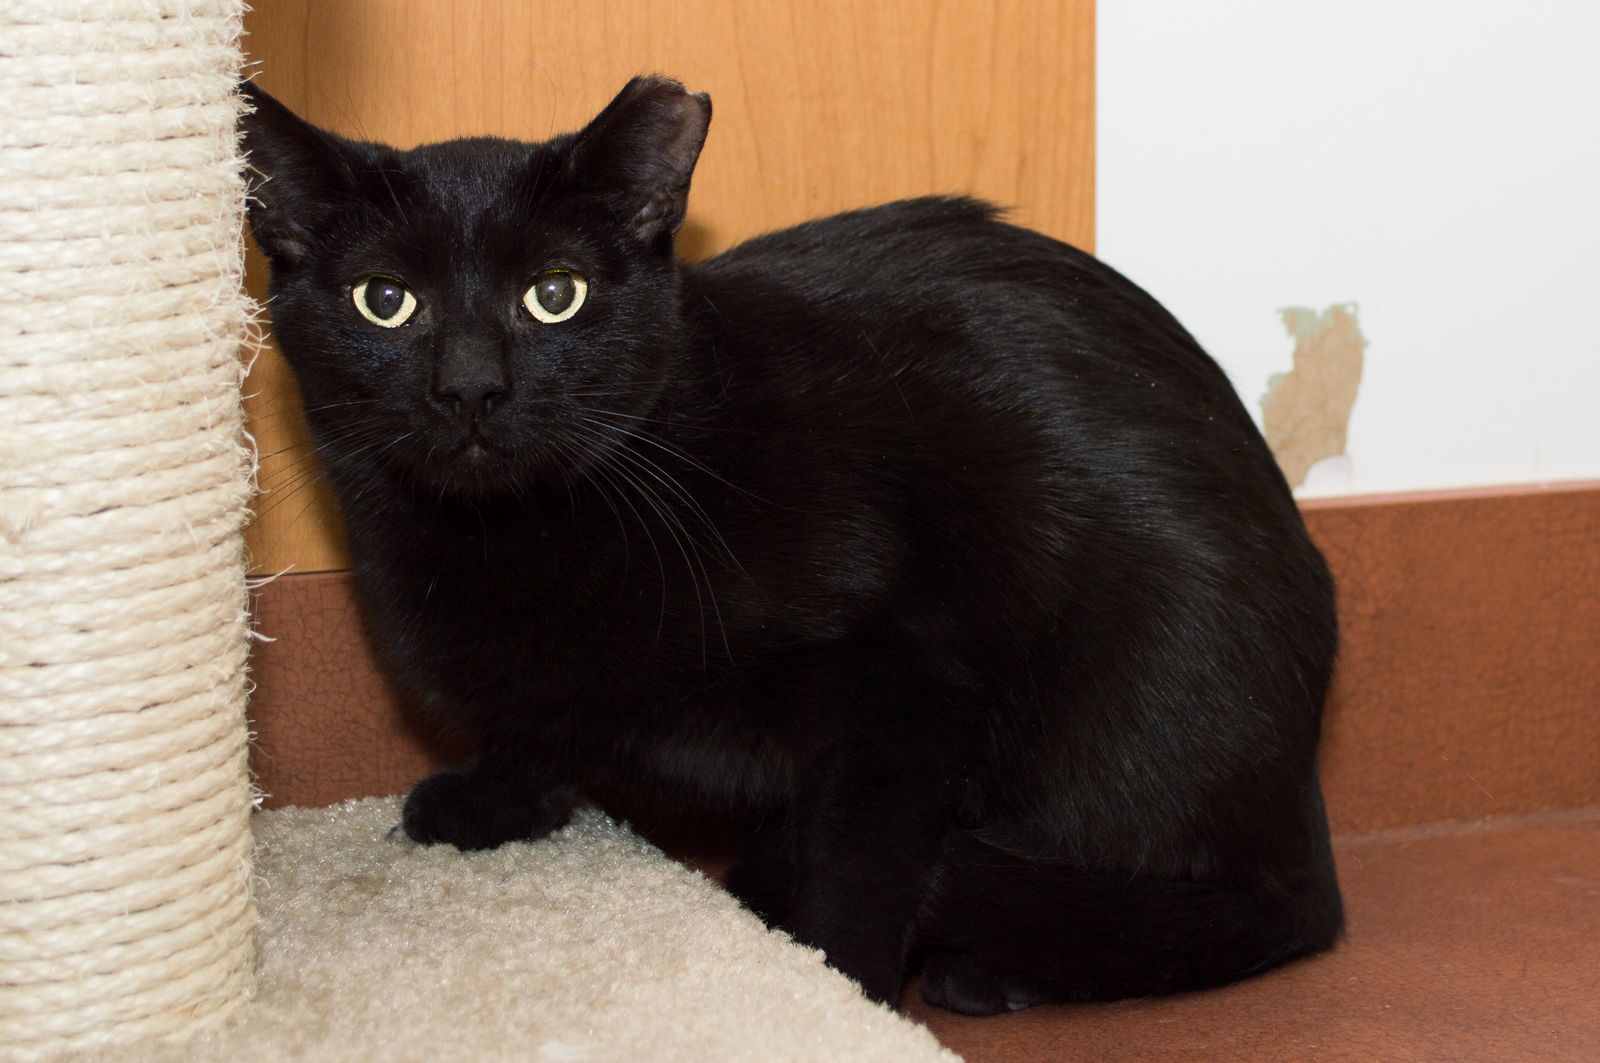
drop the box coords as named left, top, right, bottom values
left=775, top=744, right=953, bottom=1006
left=401, top=746, right=576, bottom=851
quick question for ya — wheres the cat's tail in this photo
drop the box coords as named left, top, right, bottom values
left=913, top=831, right=1344, bottom=1015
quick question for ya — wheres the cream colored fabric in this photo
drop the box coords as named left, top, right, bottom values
left=90, top=797, right=960, bottom=1062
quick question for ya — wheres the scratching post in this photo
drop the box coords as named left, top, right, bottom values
left=0, top=1, right=257, bottom=1058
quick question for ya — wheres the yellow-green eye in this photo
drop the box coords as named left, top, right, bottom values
left=352, top=276, right=417, bottom=327
left=523, top=269, right=587, bottom=324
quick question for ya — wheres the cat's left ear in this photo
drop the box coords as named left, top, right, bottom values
left=563, top=76, right=712, bottom=246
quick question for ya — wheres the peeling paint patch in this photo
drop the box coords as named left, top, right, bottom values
left=1261, top=303, right=1367, bottom=488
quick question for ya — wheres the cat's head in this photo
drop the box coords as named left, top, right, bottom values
left=239, top=77, right=711, bottom=499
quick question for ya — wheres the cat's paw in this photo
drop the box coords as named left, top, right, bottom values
left=920, top=950, right=1054, bottom=1016
left=400, top=768, right=573, bottom=851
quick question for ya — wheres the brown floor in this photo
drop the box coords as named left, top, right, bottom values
left=906, top=809, right=1600, bottom=1062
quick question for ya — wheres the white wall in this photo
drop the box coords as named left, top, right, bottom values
left=1098, top=1, right=1600, bottom=496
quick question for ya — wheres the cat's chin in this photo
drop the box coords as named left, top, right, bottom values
left=419, top=439, right=535, bottom=500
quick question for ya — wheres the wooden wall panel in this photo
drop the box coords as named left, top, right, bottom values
left=240, top=0, right=1096, bottom=574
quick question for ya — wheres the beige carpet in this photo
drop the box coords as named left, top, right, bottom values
left=90, top=797, right=959, bottom=1062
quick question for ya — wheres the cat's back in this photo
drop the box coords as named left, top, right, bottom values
left=683, top=197, right=1270, bottom=491
left=689, top=197, right=1090, bottom=320
left=685, top=196, right=1220, bottom=392
left=679, top=197, right=1323, bottom=632
left=694, top=196, right=1006, bottom=279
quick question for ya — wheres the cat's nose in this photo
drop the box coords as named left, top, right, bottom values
left=435, top=375, right=508, bottom=422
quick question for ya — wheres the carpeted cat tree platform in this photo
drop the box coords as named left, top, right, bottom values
left=80, top=798, right=958, bottom=1063
left=0, top=4, right=953, bottom=1060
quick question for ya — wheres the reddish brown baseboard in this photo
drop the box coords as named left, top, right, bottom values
left=247, top=482, right=1600, bottom=833
left=1306, top=482, right=1600, bottom=830
left=249, top=571, right=459, bottom=810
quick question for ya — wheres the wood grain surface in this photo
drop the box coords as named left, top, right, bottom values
left=240, top=0, right=1096, bottom=574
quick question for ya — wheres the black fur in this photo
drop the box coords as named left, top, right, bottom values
left=240, top=76, right=1343, bottom=1012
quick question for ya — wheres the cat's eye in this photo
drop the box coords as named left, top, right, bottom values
left=523, top=270, right=587, bottom=324
left=351, top=276, right=417, bottom=328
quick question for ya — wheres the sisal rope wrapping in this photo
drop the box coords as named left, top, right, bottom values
left=0, top=1, right=258, bottom=1057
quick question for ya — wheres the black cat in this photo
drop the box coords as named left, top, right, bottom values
left=240, top=76, right=1343, bottom=1014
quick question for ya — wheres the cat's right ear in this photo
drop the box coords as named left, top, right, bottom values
left=238, top=81, right=354, bottom=265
